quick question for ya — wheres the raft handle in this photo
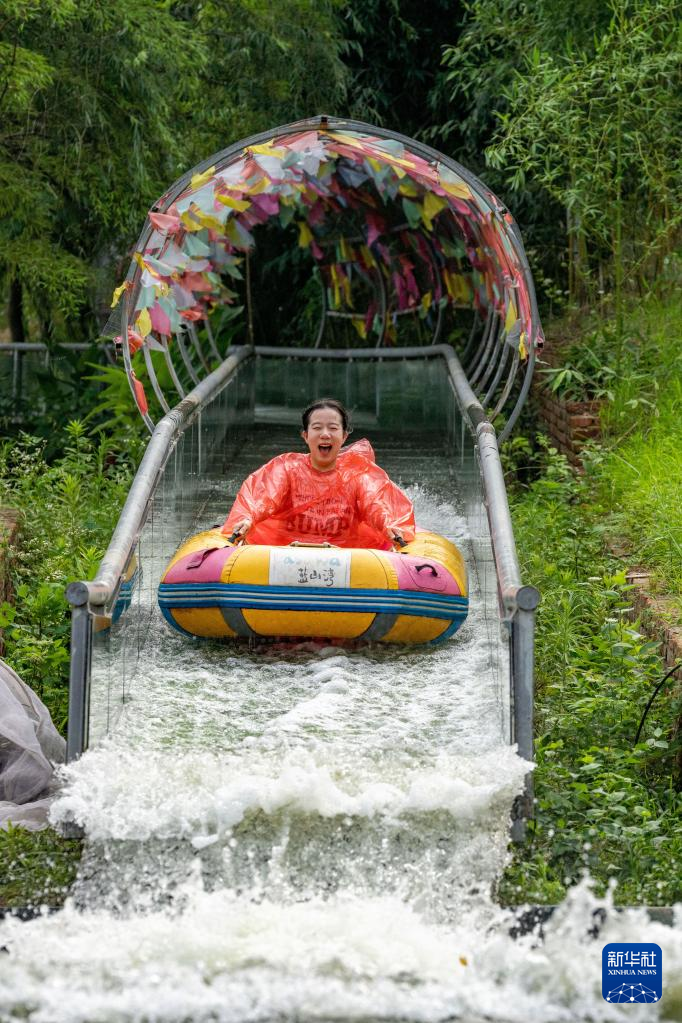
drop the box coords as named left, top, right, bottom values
left=415, top=563, right=438, bottom=576
left=186, top=547, right=221, bottom=569
left=288, top=541, right=338, bottom=548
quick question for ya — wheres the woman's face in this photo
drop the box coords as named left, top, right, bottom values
left=302, top=407, right=348, bottom=471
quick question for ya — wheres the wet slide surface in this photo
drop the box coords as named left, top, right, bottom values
left=1, top=427, right=679, bottom=1021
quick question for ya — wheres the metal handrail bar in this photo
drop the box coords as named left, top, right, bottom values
left=65, top=344, right=254, bottom=760
left=66, top=345, right=253, bottom=613
left=0, top=343, right=106, bottom=352
left=255, top=343, right=451, bottom=360
left=436, top=342, right=539, bottom=833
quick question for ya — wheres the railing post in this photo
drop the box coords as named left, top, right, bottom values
left=65, top=582, right=94, bottom=762
left=510, top=587, right=540, bottom=842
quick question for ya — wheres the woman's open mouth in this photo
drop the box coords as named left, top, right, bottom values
left=318, top=443, right=333, bottom=454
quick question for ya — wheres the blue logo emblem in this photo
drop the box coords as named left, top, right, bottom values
left=602, top=943, right=662, bottom=1003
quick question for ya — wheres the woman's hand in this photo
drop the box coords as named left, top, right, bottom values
left=386, top=527, right=406, bottom=547
left=231, top=517, right=253, bottom=537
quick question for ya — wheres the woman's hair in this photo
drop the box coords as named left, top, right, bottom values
left=301, top=398, right=351, bottom=433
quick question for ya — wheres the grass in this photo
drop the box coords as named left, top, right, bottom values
left=0, top=420, right=141, bottom=909
left=0, top=827, right=82, bottom=912
left=499, top=440, right=682, bottom=906
left=499, top=289, right=682, bottom=906
left=600, top=385, right=682, bottom=606
left=0, top=420, right=142, bottom=731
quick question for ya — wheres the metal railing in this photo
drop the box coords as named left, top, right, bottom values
left=0, top=342, right=115, bottom=417
left=65, top=343, right=538, bottom=836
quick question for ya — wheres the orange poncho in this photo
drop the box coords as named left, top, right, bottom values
left=221, top=439, right=416, bottom=549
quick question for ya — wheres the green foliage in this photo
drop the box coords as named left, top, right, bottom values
left=601, top=384, right=682, bottom=603
left=501, top=440, right=682, bottom=905
left=194, top=0, right=348, bottom=140
left=0, top=0, right=210, bottom=341
left=537, top=290, right=681, bottom=419
left=83, top=360, right=149, bottom=436
left=1, top=0, right=350, bottom=345
left=0, top=342, right=146, bottom=458
left=0, top=422, right=137, bottom=731
left=441, top=0, right=682, bottom=320
left=438, top=0, right=608, bottom=305
left=341, top=0, right=457, bottom=144
left=484, top=0, right=682, bottom=312
left=0, top=825, right=81, bottom=911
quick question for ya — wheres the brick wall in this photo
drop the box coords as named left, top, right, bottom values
left=533, top=386, right=602, bottom=467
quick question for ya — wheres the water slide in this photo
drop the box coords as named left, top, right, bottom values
left=6, top=118, right=672, bottom=1020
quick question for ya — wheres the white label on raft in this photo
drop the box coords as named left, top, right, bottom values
left=269, top=548, right=351, bottom=589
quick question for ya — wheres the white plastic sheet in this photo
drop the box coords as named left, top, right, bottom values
left=0, top=658, right=65, bottom=831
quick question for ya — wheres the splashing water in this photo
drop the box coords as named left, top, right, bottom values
left=1, top=430, right=680, bottom=1022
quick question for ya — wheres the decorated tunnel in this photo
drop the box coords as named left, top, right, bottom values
left=107, top=116, right=544, bottom=434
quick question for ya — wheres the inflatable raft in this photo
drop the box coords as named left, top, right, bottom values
left=158, top=530, right=468, bottom=644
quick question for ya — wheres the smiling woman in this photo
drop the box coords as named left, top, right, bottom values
left=221, top=397, right=416, bottom=550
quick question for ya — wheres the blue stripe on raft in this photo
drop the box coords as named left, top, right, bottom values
left=160, top=585, right=470, bottom=597
left=158, top=582, right=468, bottom=621
left=428, top=616, right=467, bottom=645
left=158, top=584, right=468, bottom=604
left=158, top=594, right=469, bottom=614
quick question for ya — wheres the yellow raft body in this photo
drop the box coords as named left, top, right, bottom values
left=158, top=529, right=468, bottom=645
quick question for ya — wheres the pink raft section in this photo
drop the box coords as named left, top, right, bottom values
left=164, top=545, right=237, bottom=584
left=386, top=552, right=461, bottom=596
left=163, top=543, right=462, bottom=597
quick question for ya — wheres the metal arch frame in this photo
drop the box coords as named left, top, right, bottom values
left=315, top=260, right=388, bottom=349
left=188, top=323, right=212, bottom=374
left=468, top=312, right=500, bottom=388
left=313, top=223, right=445, bottom=350
left=460, top=309, right=483, bottom=367
left=204, top=318, right=222, bottom=363
left=174, top=329, right=201, bottom=387
left=119, top=115, right=542, bottom=435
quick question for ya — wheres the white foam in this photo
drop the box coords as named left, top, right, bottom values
left=1, top=882, right=679, bottom=1023
left=51, top=745, right=531, bottom=842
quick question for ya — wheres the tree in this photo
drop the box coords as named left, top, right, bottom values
left=193, top=0, right=348, bottom=143
left=0, top=0, right=350, bottom=346
left=446, top=0, right=682, bottom=322
left=341, top=0, right=461, bottom=148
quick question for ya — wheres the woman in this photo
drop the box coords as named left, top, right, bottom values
left=221, top=398, right=416, bottom=549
